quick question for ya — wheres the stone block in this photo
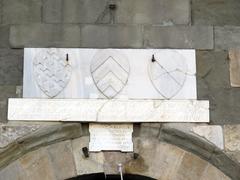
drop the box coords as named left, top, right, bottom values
left=139, top=123, right=161, bottom=138
left=215, top=26, right=240, bottom=50
left=228, top=49, right=240, bottom=87
left=144, top=26, right=213, bottom=49
left=43, top=0, right=190, bottom=25
left=2, top=0, right=41, bottom=24
left=103, top=152, right=132, bottom=175
left=200, top=164, right=230, bottom=180
left=191, top=125, right=224, bottom=149
left=176, top=152, right=208, bottom=179
left=116, top=0, right=190, bottom=25
left=192, top=0, right=240, bottom=26
left=210, top=150, right=240, bottom=179
left=0, top=26, right=9, bottom=48
left=0, top=161, right=25, bottom=180
left=224, top=125, right=240, bottom=151
left=9, top=24, right=81, bottom=48
left=81, top=25, right=143, bottom=48
left=72, top=136, right=104, bottom=175
left=0, top=86, right=17, bottom=100
left=197, top=50, right=240, bottom=124
left=43, top=0, right=108, bottom=23
left=0, top=86, right=16, bottom=123
left=19, top=149, right=56, bottom=180
left=8, top=99, right=209, bottom=123
left=0, top=124, right=40, bottom=148
left=126, top=139, right=185, bottom=179
left=47, top=141, right=77, bottom=180
left=42, top=0, right=62, bottom=23
left=0, top=49, right=23, bottom=85
left=0, top=100, right=7, bottom=123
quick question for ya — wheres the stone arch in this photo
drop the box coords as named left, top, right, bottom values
left=0, top=123, right=238, bottom=179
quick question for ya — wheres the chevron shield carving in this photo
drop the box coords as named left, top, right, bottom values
left=90, top=50, right=130, bottom=98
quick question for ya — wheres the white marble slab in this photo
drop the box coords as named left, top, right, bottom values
left=23, top=48, right=196, bottom=100
left=89, top=123, right=133, bottom=152
left=8, top=98, right=209, bottom=122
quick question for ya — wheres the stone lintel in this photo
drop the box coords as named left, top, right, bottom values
left=8, top=98, right=209, bottom=123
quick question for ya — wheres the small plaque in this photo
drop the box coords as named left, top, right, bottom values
left=89, top=123, right=133, bottom=152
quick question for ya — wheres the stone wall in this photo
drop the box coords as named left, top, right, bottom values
left=0, top=124, right=233, bottom=180
left=1, top=0, right=240, bottom=179
left=0, top=139, right=230, bottom=180
left=0, top=0, right=240, bottom=124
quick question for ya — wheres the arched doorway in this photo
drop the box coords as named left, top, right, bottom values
left=68, top=173, right=155, bottom=180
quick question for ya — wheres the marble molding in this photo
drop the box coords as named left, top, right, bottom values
left=89, top=123, right=133, bottom=152
left=8, top=99, right=209, bottom=122
left=23, top=48, right=196, bottom=100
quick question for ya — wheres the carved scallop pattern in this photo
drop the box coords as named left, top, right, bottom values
left=33, top=48, right=72, bottom=98
left=149, top=50, right=188, bottom=99
left=90, top=50, right=130, bottom=98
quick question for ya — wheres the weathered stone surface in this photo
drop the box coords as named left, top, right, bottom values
left=224, top=125, right=240, bottom=151
left=72, top=136, right=104, bottom=175
left=0, top=137, right=235, bottom=180
left=176, top=152, right=208, bottom=180
left=81, top=25, right=142, bottom=48
left=200, top=164, right=230, bottom=180
left=196, top=50, right=240, bottom=124
left=130, top=140, right=185, bottom=179
left=43, top=0, right=108, bottom=24
left=115, top=0, right=190, bottom=25
left=138, top=123, right=161, bottom=138
left=191, top=125, right=224, bottom=149
left=0, top=86, right=16, bottom=100
left=144, top=26, right=214, bottom=49
left=9, top=24, right=81, bottom=48
left=2, top=0, right=41, bottom=24
left=160, top=123, right=216, bottom=161
left=103, top=152, right=132, bottom=175
left=8, top=98, right=209, bottom=122
left=215, top=26, right=240, bottom=49
left=0, top=49, right=23, bottom=85
left=47, top=140, right=77, bottom=180
left=192, top=0, right=240, bottom=26
left=0, top=124, right=83, bottom=169
left=210, top=149, right=240, bottom=180
left=43, top=0, right=190, bottom=25
left=0, top=161, right=25, bottom=180
left=0, top=86, right=17, bottom=123
left=19, top=149, right=56, bottom=180
left=229, top=49, right=240, bottom=87
left=0, top=100, right=7, bottom=123
left=0, top=26, right=9, bottom=48
left=0, top=124, right=40, bottom=148
left=42, top=0, right=63, bottom=23
left=226, top=151, right=240, bottom=164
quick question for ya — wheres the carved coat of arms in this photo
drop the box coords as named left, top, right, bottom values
left=90, top=50, right=130, bottom=98
left=149, top=50, right=188, bottom=99
left=33, top=48, right=72, bottom=98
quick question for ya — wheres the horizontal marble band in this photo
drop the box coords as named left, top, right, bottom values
left=8, top=98, right=209, bottom=122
